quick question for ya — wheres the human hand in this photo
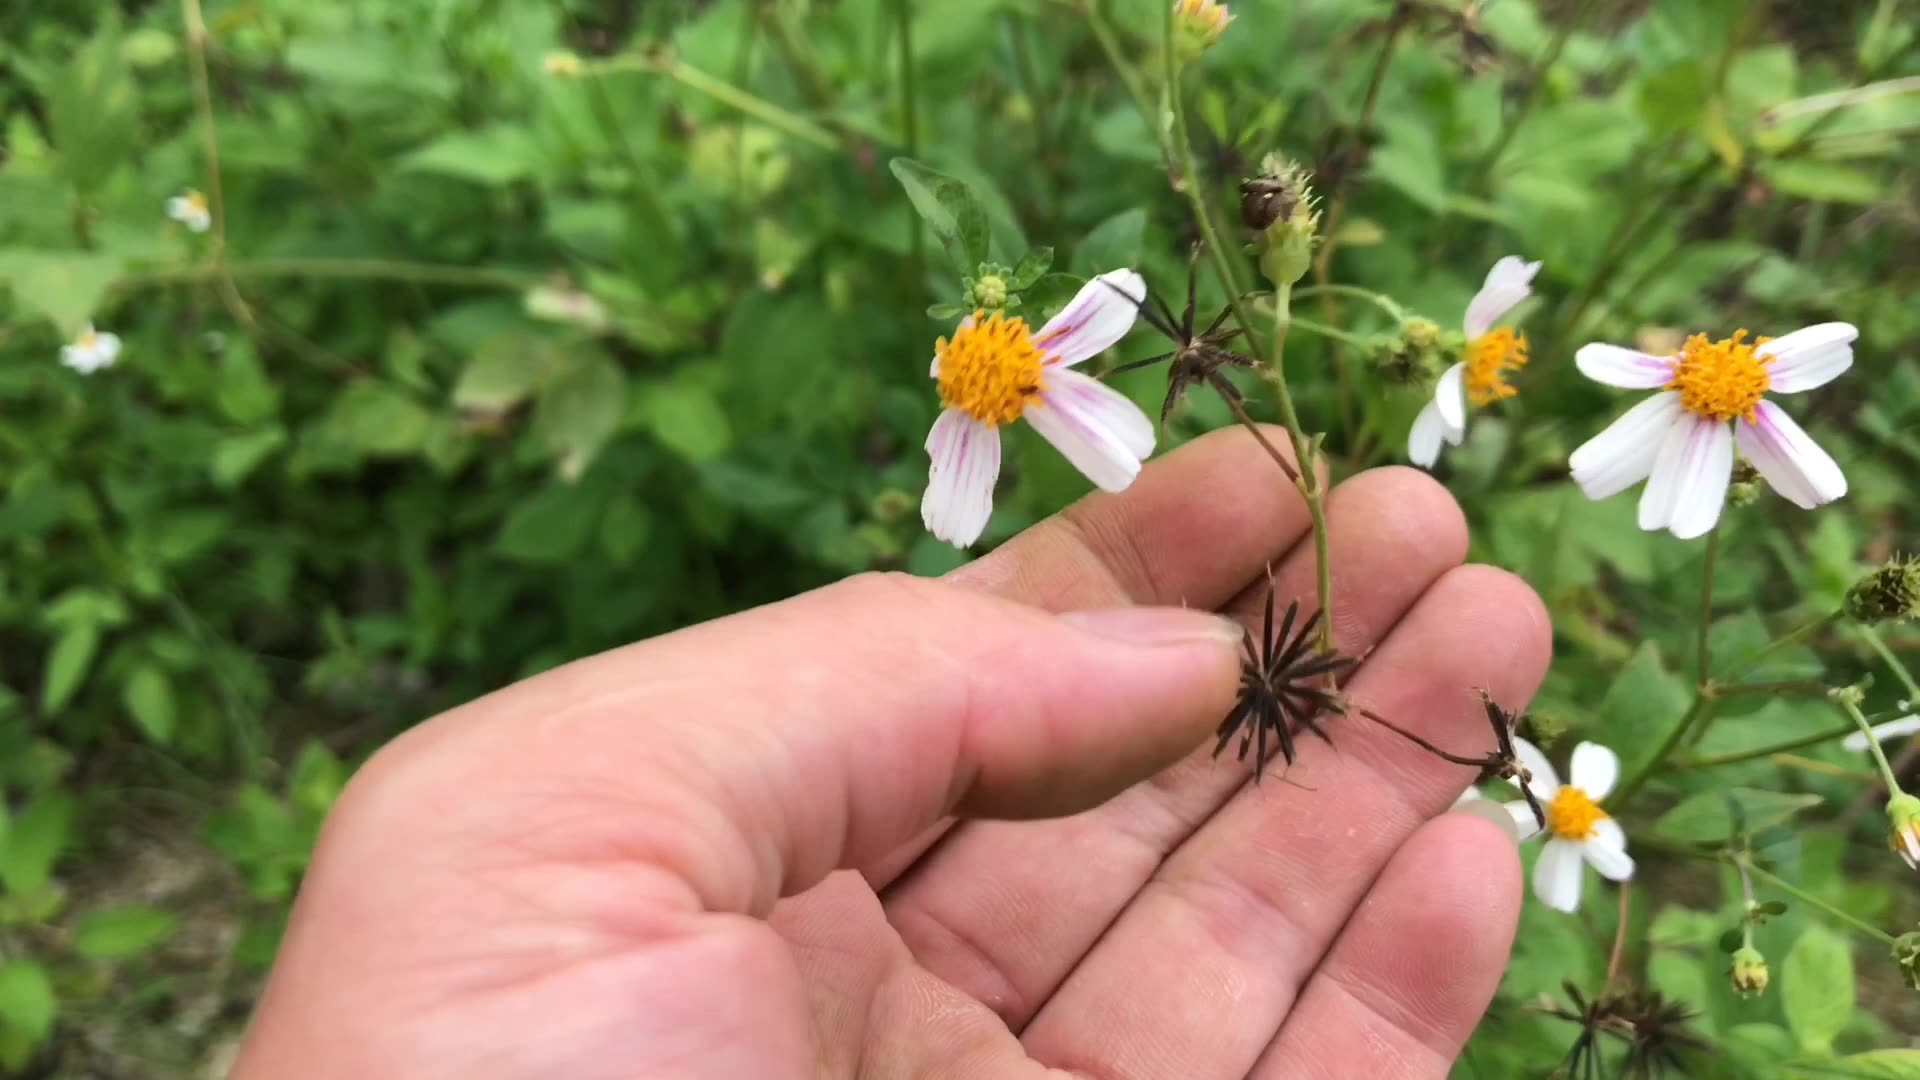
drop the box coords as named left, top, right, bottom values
left=231, top=426, right=1551, bottom=1079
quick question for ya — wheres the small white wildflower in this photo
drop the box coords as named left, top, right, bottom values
left=61, top=324, right=122, bottom=375
left=166, top=189, right=212, bottom=233
left=1408, top=255, right=1540, bottom=467
left=1502, top=738, right=1633, bottom=913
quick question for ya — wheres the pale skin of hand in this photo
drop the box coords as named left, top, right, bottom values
left=232, top=426, right=1552, bottom=1079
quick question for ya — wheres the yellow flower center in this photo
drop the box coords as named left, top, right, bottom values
left=185, top=190, right=208, bottom=213
left=935, top=310, right=1048, bottom=426
left=1546, top=785, right=1608, bottom=842
left=1665, top=330, right=1772, bottom=422
left=1464, top=326, right=1528, bottom=406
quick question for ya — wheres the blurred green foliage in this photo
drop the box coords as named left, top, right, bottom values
left=0, top=0, right=1916, bottom=1074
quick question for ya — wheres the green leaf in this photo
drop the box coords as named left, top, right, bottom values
left=0, top=792, right=75, bottom=896
left=210, top=428, right=289, bottom=489
left=889, top=157, right=990, bottom=275
left=1780, top=1050, right=1920, bottom=1078
left=599, top=494, right=653, bottom=567
left=46, top=24, right=138, bottom=189
left=645, top=382, right=733, bottom=463
left=454, top=336, right=556, bottom=415
left=71, top=905, right=180, bottom=959
left=1008, top=247, right=1053, bottom=290
left=1371, top=115, right=1448, bottom=212
left=1600, top=643, right=1690, bottom=784
left=400, top=126, right=543, bottom=186
left=1652, top=788, right=1822, bottom=844
left=494, top=483, right=603, bottom=564
left=329, top=381, right=436, bottom=457
left=530, top=351, right=627, bottom=479
left=0, top=251, right=125, bottom=337
left=121, top=663, right=177, bottom=746
left=1074, top=208, right=1147, bottom=275
left=0, top=960, right=56, bottom=1047
left=1764, top=159, right=1884, bottom=205
left=41, top=623, right=100, bottom=716
left=1781, top=925, right=1854, bottom=1054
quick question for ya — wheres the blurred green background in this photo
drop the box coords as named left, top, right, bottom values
left=1, top=0, right=1916, bottom=1075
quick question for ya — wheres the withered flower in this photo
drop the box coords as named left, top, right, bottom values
left=1216, top=581, right=1354, bottom=781
left=1100, top=252, right=1263, bottom=432
left=1350, top=689, right=1547, bottom=832
left=1616, top=989, right=1708, bottom=1078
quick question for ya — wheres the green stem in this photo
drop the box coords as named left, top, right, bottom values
left=584, top=53, right=840, bottom=150
left=1467, top=0, right=1598, bottom=190
left=1740, top=858, right=1896, bottom=945
left=1721, top=611, right=1841, bottom=684
left=117, top=258, right=541, bottom=291
left=1859, top=622, right=1920, bottom=701
left=1288, top=316, right=1373, bottom=348
left=1084, top=0, right=1166, bottom=170
left=1712, top=679, right=1831, bottom=698
left=892, top=0, right=924, bottom=275
left=1291, top=283, right=1407, bottom=324
left=1269, top=281, right=1334, bottom=648
left=1681, top=719, right=1861, bottom=770
left=1696, top=528, right=1721, bottom=688
left=1840, top=698, right=1906, bottom=793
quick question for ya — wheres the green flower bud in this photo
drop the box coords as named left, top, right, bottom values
left=1894, top=931, right=1920, bottom=991
left=1370, top=316, right=1458, bottom=387
left=1172, top=0, right=1233, bottom=62
left=969, top=273, right=1009, bottom=312
left=1889, top=792, right=1920, bottom=872
left=1728, top=945, right=1769, bottom=997
left=1241, top=155, right=1319, bottom=287
left=869, top=488, right=916, bottom=524
left=1845, top=556, right=1920, bottom=624
left=1726, top=459, right=1762, bottom=508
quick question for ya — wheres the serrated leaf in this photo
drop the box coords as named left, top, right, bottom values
left=330, top=381, right=435, bottom=457
left=494, top=484, right=603, bottom=563
left=121, top=663, right=176, bottom=746
left=453, top=336, right=554, bottom=415
left=889, top=157, right=990, bottom=275
left=41, top=624, right=99, bottom=716
left=400, top=126, right=542, bottom=186
left=1653, top=788, right=1822, bottom=844
left=1602, top=643, right=1690, bottom=784
left=1073, top=208, right=1147, bottom=276
left=71, top=905, right=179, bottom=959
left=0, top=250, right=125, bottom=337
left=1781, top=925, right=1854, bottom=1053
left=645, top=382, right=733, bottom=463
left=530, top=351, right=626, bottom=479
left=1008, top=246, right=1053, bottom=289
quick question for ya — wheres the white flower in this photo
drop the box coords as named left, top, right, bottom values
left=1569, top=324, right=1854, bottom=539
left=922, top=270, right=1153, bottom=547
left=60, top=324, right=122, bottom=375
left=1843, top=713, right=1920, bottom=753
left=166, top=189, right=212, bottom=233
left=1408, top=255, right=1540, bottom=467
left=1502, top=738, right=1633, bottom=913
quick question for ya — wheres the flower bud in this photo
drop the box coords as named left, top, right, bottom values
left=1728, top=945, right=1769, bottom=997
left=1172, top=0, right=1232, bottom=62
left=1895, top=931, right=1920, bottom=991
left=968, top=273, right=1009, bottom=312
left=1726, top=459, right=1762, bottom=508
left=1845, top=556, right=1920, bottom=624
left=1242, top=155, right=1318, bottom=287
left=1889, top=793, right=1920, bottom=871
left=543, top=51, right=584, bottom=78
left=1370, top=316, right=1456, bottom=387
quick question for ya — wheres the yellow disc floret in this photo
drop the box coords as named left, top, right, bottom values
left=935, top=309, right=1048, bottom=426
left=1546, top=785, right=1608, bottom=842
left=1666, top=330, right=1772, bottom=422
left=1464, top=326, right=1529, bottom=406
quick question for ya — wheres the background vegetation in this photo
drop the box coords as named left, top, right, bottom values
left=0, top=0, right=1915, bottom=1075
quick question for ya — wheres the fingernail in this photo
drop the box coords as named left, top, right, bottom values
left=1060, top=606, right=1245, bottom=647
left=1449, top=797, right=1523, bottom=845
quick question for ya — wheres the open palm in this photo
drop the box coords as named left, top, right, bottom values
left=233, top=426, right=1550, bottom=1079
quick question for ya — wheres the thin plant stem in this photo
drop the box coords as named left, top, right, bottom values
left=1618, top=527, right=1726, bottom=799
left=892, top=0, right=924, bottom=275
left=1710, top=679, right=1831, bottom=699
left=117, top=257, right=541, bottom=291
left=1467, top=0, right=1599, bottom=191
left=1219, top=391, right=1302, bottom=484
left=1839, top=698, right=1905, bottom=794
left=1083, top=0, right=1172, bottom=175
left=1354, top=706, right=1485, bottom=766
left=1859, top=622, right=1920, bottom=701
left=759, top=0, right=838, bottom=109
left=1739, top=858, right=1896, bottom=945
left=1721, top=611, right=1842, bottom=684
left=1605, top=882, right=1631, bottom=988
left=1288, top=315, right=1372, bottom=348
left=181, top=0, right=255, bottom=326
left=582, top=53, right=840, bottom=150
left=1696, top=528, right=1721, bottom=688
left=1614, top=696, right=1708, bottom=806
left=1680, top=719, right=1863, bottom=769
left=1292, top=283, right=1407, bottom=324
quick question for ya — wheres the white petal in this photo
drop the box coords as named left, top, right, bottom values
left=1759, top=322, right=1856, bottom=394
left=1637, top=414, right=1732, bottom=539
left=1025, top=381, right=1149, bottom=494
left=1034, top=269, right=1146, bottom=368
left=1533, top=839, right=1586, bottom=913
left=1462, top=256, right=1540, bottom=339
left=1511, top=735, right=1560, bottom=800
left=1568, top=742, right=1620, bottom=800
left=1433, top=362, right=1468, bottom=435
left=1041, top=368, right=1155, bottom=459
left=59, top=344, right=86, bottom=371
left=920, top=410, right=1000, bottom=548
left=1574, top=343, right=1676, bottom=389
left=189, top=210, right=211, bottom=232
left=1583, top=819, right=1635, bottom=881
left=1408, top=401, right=1445, bottom=468
left=1842, top=715, right=1920, bottom=752
left=1503, top=799, right=1544, bottom=842
left=93, top=332, right=122, bottom=362
left=166, top=196, right=190, bottom=220
left=1569, top=392, right=1685, bottom=501
left=1736, top=401, right=1846, bottom=510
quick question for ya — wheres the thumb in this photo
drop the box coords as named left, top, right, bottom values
left=344, top=571, right=1244, bottom=918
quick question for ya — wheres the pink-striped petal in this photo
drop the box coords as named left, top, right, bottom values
left=921, top=409, right=1001, bottom=548
left=1025, top=375, right=1151, bottom=493
left=1575, top=343, right=1676, bottom=389
left=1637, top=413, right=1733, bottom=539
left=1736, top=400, right=1847, bottom=510
left=1758, top=322, right=1855, bottom=393
left=1033, top=269, right=1146, bottom=368
left=1463, top=255, right=1540, bottom=339
left=1569, top=391, right=1685, bottom=501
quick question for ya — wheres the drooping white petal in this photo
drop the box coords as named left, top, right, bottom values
left=1408, top=401, right=1446, bottom=468
left=1569, top=391, right=1685, bottom=501
left=1736, top=401, right=1847, bottom=510
left=1025, top=379, right=1149, bottom=494
left=1568, top=742, right=1620, bottom=801
left=1463, top=255, right=1540, bottom=339
left=1040, top=368, right=1155, bottom=460
left=1503, top=799, right=1544, bottom=842
left=1033, top=269, right=1146, bottom=368
left=59, top=344, right=88, bottom=372
left=1433, top=362, right=1468, bottom=436
left=1637, top=413, right=1732, bottom=539
left=1583, top=819, right=1635, bottom=881
left=1759, top=322, right=1856, bottom=394
left=1512, top=735, right=1561, bottom=800
left=1575, top=343, right=1676, bottom=389
left=1533, top=838, right=1586, bottom=913
left=920, top=409, right=1001, bottom=548
left=93, top=332, right=122, bottom=363
left=1842, top=715, right=1920, bottom=752
left=166, top=196, right=191, bottom=221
